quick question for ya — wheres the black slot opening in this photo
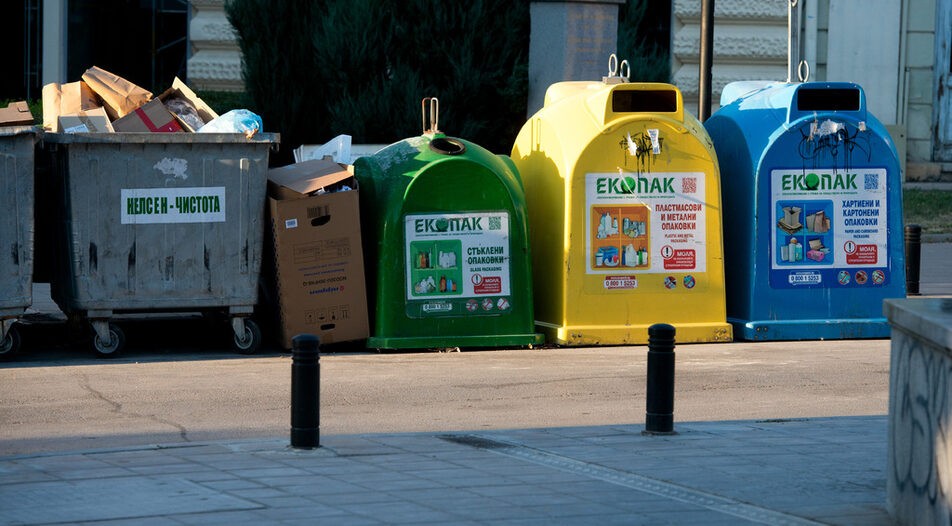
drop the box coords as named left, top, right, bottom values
left=430, top=137, right=466, bottom=155
left=797, top=88, right=860, bottom=111
left=612, top=90, right=678, bottom=113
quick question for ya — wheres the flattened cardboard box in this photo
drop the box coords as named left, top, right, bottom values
left=112, top=98, right=183, bottom=132
left=0, top=101, right=34, bottom=126
left=158, top=77, right=219, bottom=132
left=42, top=81, right=99, bottom=132
left=267, top=159, right=369, bottom=348
left=59, top=107, right=115, bottom=133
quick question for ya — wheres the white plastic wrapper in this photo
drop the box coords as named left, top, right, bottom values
left=198, top=109, right=263, bottom=138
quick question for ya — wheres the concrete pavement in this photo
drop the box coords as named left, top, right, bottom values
left=1, top=244, right=949, bottom=525
left=1, top=418, right=890, bottom=525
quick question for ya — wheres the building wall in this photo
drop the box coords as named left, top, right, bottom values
left=904, top=0, right=938, bottom=167
left=185, top=0, right=944, bottom=172
left=671, top=0, right=788, bottom=117
left=815, top=0, right=939, bottom=171
left=187, top=0, right=243, bottom=92
left=672, top=0, right=944, bottom=174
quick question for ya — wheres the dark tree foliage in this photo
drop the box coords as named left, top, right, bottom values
left=226, top=0, right=530, bottom=161
left=617, top=0, right=671, bottom=83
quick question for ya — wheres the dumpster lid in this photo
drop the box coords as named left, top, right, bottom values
left=41, top=131, right=279, bottom=144
left=267, top=158, right=355, bottom=200
left=0, top=125, right=40, bottom=137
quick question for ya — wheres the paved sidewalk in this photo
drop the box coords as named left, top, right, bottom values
left=1, top=417, right=891, bottom=525
left=6, top=248, right=946, bottom=525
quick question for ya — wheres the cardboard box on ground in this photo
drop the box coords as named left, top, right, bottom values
left=264, top=158, right=370, bottom=349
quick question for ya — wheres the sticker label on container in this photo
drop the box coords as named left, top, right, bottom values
left=404, top=211, right=511, bottom=317
left=121, top=187, right=225, bottom=224
left=603, top=275, right=638, bottom=289
left=585, top=172, right=707, bottom=275
left=769, top=168, right=889, bottom=288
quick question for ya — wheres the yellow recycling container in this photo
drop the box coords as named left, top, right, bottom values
left=511, top=66, right=732, bottom=345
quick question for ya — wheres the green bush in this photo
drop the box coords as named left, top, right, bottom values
left=904, top=189, right=952, bottom=234
left=226, top=0, right=530, bottom=161
left=617, top=0, right=671, bottom=83
left=193, top=91, right=254, bottom=116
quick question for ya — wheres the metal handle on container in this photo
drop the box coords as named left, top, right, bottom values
left=605, top=54, right=630, bottom=84
left=422, top=97, right=439, bottom=134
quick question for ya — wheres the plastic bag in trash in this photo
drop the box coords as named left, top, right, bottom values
left=198, top=109, right=263, bottom=138
left=294, top=134, right=352, bottom=164
left=164, top=97, right=206, bottom=131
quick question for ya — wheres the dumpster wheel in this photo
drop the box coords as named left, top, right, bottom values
left=91, top=322, right=126, bottom=358
left=0, top=323, right=22, bottom=360
left=231, top=317, right=262, bottom=355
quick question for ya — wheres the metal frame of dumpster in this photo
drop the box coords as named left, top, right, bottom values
left=0, top=126, right=38, bottom=356
left=704, top=81, right=905, bottom=340
left=511, top=80, right=732, bottom=345
left=43, top=131, right=278, bottom=355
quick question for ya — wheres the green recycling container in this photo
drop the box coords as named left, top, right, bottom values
left=354, top=115, right=543, bottom=350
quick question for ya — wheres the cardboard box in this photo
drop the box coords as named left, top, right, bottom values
left=112, top=98, right=183, bottom=133
left=59, top=107, right=115, bottom=133
left=158, top=77, right=219, bottom=132
left=81, top=65, right=153, bottom=120
left=42, top=81, right=100, bottom=132
left=266, top=158, right=369, bottom=348
left=0, top=101, right=34, bottom=126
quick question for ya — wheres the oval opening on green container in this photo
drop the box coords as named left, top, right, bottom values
left=430, top=137, right=466, bottom=155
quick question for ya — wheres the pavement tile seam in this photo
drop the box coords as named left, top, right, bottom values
left=457, top=433, right=827, bottom=526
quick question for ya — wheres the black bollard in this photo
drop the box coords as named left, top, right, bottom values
left=644, top=323, right=676, bottom=435
left=290, top=334, right=320, bottom=449
left=905, top=224, right=921, bottom=296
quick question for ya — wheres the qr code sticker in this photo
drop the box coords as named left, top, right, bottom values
left=488, top=216, right=502, bottom=230
left=864, top=173, right=879, bottom=190
left=682, top=177, right=697, bottom=194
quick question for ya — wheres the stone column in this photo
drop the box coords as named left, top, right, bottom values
left=41, top=0, right=67, bottom=85
left=527, top=0, right=625, bottom=116
left=187, top=0, right=244, bottom=92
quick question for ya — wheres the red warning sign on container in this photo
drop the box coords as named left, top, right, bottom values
left=663, top=248, right=696, bottom=270
left=846, top=244, right=878, bottom=265
left=473, top=275, right=502, bottom=294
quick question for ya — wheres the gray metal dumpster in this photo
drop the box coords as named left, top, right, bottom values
left=0, top=126, right=38, bottom=358
left=42, top=132, right=278, bottom=356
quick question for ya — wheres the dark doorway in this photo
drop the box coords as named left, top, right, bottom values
left=66, top=0, right=189, bottom=94
left=1, top=0, right=188, bottom=102
left=0, top=1, right=42, bottom=101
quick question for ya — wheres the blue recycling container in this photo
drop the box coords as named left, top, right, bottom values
left=704, top=81, right=905, bottom=340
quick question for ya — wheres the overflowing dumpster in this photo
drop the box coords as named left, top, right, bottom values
left=43, top=132, right=278, bottom=355
left=704, top=81, right=905, bottom=340
left=353, top=99, right=543, bottom=350
left=0, top=126, right=38, bottom=358
left=511, top=64, right=732, bottom=345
